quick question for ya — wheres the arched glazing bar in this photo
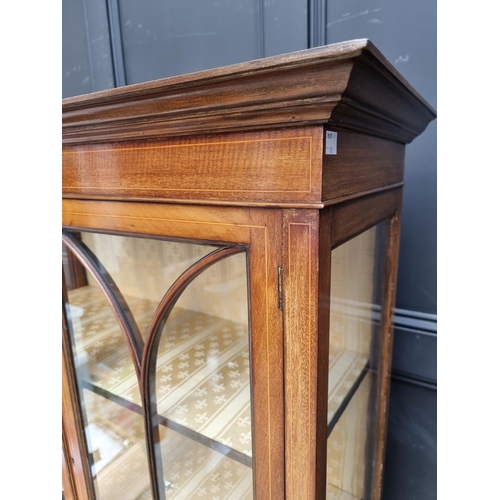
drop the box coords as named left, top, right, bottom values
left=62, top=231, right=144, bottom=379
left=140, top=244, right=247, bottom=500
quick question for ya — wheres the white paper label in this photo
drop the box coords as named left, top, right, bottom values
left=325, top=131, right=337, bottom=155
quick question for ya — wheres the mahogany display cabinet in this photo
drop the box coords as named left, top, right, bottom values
left=62, top=39, right=436, bottom=500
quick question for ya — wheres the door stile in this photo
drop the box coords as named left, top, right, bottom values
left=62, top=277, right=95, bottom=500
left=282, top=209, right=323, bottom=500
left=247, top=209, right=286, bottom=500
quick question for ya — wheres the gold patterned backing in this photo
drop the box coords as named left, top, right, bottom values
left=326, top=224, right=382, bottom=499
left=68, top=285, right=252, bottom=456
left=69, top=284, right=369, bottom=459
left=68, top=282, right=370, bottom=498
left=80, top=233, right=249, bottom=326
left=326, top=375, right=372, bottom=500
left=82, top=390, right=253, bottom=499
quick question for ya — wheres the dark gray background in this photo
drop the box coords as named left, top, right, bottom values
left=63, top=1, right=436, bottom=497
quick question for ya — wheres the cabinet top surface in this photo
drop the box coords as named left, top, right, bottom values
left=62, top=39, right=436, bottom=145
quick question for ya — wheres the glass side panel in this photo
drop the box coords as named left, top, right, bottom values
left=63, top=231, right=253, bottom=499
left=326, top=223, right=385, bottom=499
left=155, top=251, right=253, bottom=497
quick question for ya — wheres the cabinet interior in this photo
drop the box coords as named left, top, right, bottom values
left=63, top=225, right=383, bottom=500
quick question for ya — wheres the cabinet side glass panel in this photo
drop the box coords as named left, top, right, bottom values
left=326, top=223, right=385, bottom=500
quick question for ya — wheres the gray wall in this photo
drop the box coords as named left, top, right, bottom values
left=62, top=2, right=436, bottom=497
left=325, top=0, right=437, bottom=316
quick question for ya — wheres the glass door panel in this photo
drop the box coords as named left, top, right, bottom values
left=63, top=231, right=253, bottom=499
left=79, top=232, right=215, bottom=340
left=64, top=275, right=152, bottom=499
left=154, top=251, right=253, bottom=497
left=158, top=429, right=252, bottom=499
left=326, top=223, right=385, bottom=500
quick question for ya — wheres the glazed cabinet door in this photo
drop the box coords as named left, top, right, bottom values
left=62, top=202, right=284, bottom=500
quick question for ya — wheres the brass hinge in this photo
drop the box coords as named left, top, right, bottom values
left=278, top=265, right=283, bottom=311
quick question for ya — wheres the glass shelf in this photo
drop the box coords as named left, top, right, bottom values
left=327, top=346, right=368, bottom=435
left=82, top=389, right=253, bottom=500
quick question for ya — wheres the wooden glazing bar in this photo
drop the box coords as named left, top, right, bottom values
left=62, top=231, right=144, bottom=378
left=369, top=198, right=402, bottom=500
left=327, top=366, right=369, bottom=437
left=80, top=379, right=252, bottom=468
left=140, top=246, right=246, bottom=500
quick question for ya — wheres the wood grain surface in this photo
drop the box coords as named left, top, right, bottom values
left=62, top=233, right=88, bottom=291
left=330, top=189, right=401, bottom=250
left=322, top=130, right=404, bottom=203
left=315, top=209, right=334, bottom=500
left=62, top=39, right=435, bottom=145
left=282, top=210, right=320, bottom=500
left=62, top=448, right=74, bottom=500
left=247, top=210, right=285, bottom=500
left=63, top=127, right=324, bottom=205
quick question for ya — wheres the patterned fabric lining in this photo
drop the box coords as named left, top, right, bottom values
left=68, top=285, right=369, bottom=498
left=327, top=348, right=368, bottom=423
left=326, top=225, right=381, bottom=499
left=82, top=390, right=253, bottom=500
left=326, top=483, right=360, bottom=500
left=326, top=374, right=372, bottom=500
left=69, top=286, right=253, bottom=457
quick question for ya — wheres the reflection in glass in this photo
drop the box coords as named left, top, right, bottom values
left=326, top=224, right=385, bottom=499
left=80, top=233, right=216, bottom=340
left=63, top=232, right=253, bottom=499
left=65, top=281, right=151, bottom=499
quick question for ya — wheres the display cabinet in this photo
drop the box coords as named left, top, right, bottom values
left=62, top=39, right=435, bottom=500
